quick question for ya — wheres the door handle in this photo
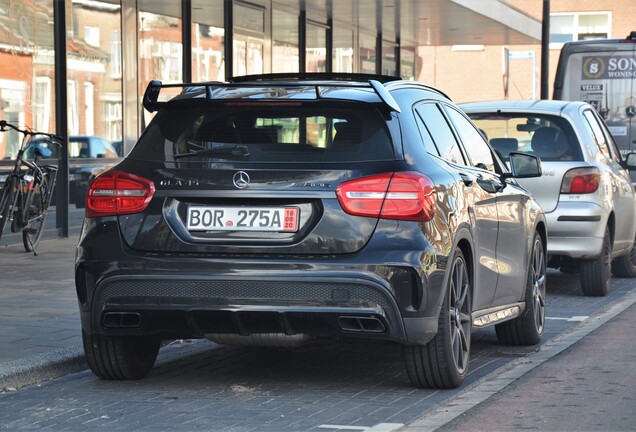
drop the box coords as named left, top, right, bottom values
left=459, top=173, right=474, bottom=186
left=476, top=177, right=503, bottom=193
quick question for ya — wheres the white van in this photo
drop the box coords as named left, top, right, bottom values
left=553, top=32, right=636, bottom=160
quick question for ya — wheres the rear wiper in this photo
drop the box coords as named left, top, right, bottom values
left=174, top=144, right=250, bottom=159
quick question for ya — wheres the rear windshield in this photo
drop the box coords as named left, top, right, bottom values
left=128, top=103, right=395, bottom=164
left=468, top=114, right=583, bottom=162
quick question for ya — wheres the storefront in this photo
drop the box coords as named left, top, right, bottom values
left=0, top=0, right=539, bottom=238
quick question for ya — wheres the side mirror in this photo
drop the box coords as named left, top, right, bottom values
left=505, top=152, right=542, bottom=178
left=622, top=153, right=636, bottom=170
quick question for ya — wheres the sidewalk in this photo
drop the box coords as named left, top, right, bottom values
left=0, top=235, right=85, bottom=389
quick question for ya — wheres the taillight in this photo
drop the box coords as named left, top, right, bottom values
left=86, top=170, right=155, bottom=217
left=336, top=172, right=436, bottom=221
left=560, top=167, right=600, bottom=194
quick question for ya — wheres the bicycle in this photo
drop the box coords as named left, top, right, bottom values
left=0, top=120, right=63, bottom=253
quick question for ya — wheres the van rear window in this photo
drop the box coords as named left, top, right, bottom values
left=129, top=105, right=395, bottom=164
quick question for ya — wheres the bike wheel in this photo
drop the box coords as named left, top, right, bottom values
left=22, top=178, right=47, bottom=252
left=0, top=176, right=16, bottom=241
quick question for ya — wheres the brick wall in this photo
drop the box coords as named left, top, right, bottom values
left=417, top=0, right=635, bottom=103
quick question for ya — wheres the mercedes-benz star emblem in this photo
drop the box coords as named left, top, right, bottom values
left=626, top=105, right=636, bottom=118
left=233, top=171, right=250, bottom=189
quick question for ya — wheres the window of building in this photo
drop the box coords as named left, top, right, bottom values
left=272, top=9, right=298, bottom=73
left=84, top=82, right=94, bottom=135
left=84, top=26, right=100, bottom=47
left=359, top=32, right=376, bottom=74
left=34, top=77, right=51, bottom=135
left=307, top=21, right=327, bottom=73
left=550, top=12, right=611, bottom=48
left=68, top=80, right=79, bottom=135
left=110, top=30, right=122, bottom=78
left=104, top=100, right=122, bottom=142
left=382, top=39, right=397, bottom=76
left=333, top=26, right=354, bottom=73
left=400, top=45, right=416, bottom=80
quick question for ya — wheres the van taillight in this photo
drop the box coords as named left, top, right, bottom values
left=86, top=170, right=155, bottom=217
left=560, top=167, right=600, bottom=194
left=336, top=172, right=436, bottom=221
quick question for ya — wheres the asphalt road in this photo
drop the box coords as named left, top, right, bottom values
left=1, top=263, right=635, bottom=431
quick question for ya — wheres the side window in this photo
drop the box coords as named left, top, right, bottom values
left=582, top=110, right=612, bottom=160
left=415, top=103, right=466, bottom=165
left=444, top=106, right=495, bottom=172
left=591, top=110, right=622, bottom=161
left=413, top=104, right=443, bottom=155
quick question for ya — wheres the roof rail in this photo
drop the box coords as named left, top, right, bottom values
left=230, top=72, right=401, bottom=84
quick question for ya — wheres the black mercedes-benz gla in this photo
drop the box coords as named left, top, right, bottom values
left=76, top=73, right=546, bottom=389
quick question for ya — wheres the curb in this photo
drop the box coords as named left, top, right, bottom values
left=0, top=347, right=86, bottom=390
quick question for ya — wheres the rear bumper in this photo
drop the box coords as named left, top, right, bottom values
left=545, top=201, right=607, bottom=259
left=93, top=273, right=401, bottom=335
left=75, top=219, right=446, bottom=346
left=77, top=270, right=440, bottom=345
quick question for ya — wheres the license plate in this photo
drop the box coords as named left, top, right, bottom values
left=186, top=206, right=299, bottom=232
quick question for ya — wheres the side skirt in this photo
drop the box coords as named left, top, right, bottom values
left=472, top=302, right=525, bottom=328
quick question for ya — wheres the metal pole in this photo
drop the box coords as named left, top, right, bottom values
left=182, top=0, right=192, bottom=83
left=299, top=7, right=306, bottom=73
left=224, top=0, right=233, bottom=79
left=540, top=0, right=550, bottom=99
left=54, top=0, right=68, bottom=237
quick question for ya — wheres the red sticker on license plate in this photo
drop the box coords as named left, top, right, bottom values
left=283, top=207, right=299, bottom=231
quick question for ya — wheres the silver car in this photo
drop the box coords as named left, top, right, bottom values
left=461, top=100, right=636, bottom=296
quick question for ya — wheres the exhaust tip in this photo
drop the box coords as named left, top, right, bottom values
left=338, top=316, right=386, bottom=333
left=103, top=312, right=142, bottom=328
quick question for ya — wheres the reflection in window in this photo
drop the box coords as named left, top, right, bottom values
left=400, top=45, right=416, bottom=80
left=272, top=9, right=299, bottom=73
left=192, top=0, right=225, bottom=82
left=68, top=80, right=79, bottom=135
left=0, top=0, right=55, bottom=159
left=359, top=32, right=376, bottom=74
left=233, top=40, right=247, bottom=76
left=84, top=82, right=94, bottom=135
left=333, top=26, right=354, bottom=73
left=307, top=22, right=327, bottom=73
left=84, top=26, right=100, bottom=47
left=68, top=0, right=123, bottom=143
left=110, top=30, right=122, bottom=78
left=382, top=40, right=397, bottom=76
left=139, top=3, right=182, bottom=126
left=34, top=78, right=52, bottom=134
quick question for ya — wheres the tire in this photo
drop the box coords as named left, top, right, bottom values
left=82, top=330, right=160, bottom=380
left=0, top=176, right=15, bottom=241
left=22, top=213, right=46, bottom=252
left=611, top=235, right=636, bottom=278
left=496, top=232, right=546, bottom=345
left=22, top=183, right=46, bottom=251
left=404, top=248, right=471, bottom=389
left=580, top=226, right=612, bottom=296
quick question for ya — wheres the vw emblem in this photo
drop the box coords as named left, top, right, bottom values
left=233, top=171, right=250, bottom=189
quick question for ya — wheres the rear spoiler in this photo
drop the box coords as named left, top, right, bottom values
left=142, top=78, right=401, bottom=113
